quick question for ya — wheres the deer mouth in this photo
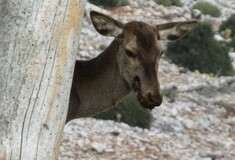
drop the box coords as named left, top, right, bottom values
left=132, top=76, right=156, bottom=110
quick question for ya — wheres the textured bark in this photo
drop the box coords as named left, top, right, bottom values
left=0, top=0, right=85, bottom=159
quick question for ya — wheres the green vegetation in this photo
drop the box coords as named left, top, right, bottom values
left=220, top=14, right=235, bottom=37
left=155, top=0, right=182, bottom=6
left=231, top=36, right=235, bottom=50
left=193, top=2, right=221, bottom=17
left=221, top=28, right=232, bottom=39
left=222, top=34, right=235, bottom=52
left=166, top=22, right=234, bottom=76
left=93, top=92, right=151, bottom=129
left=219, top=14, right=235, bottom=51
left=88, top=0, right=129, bottom=8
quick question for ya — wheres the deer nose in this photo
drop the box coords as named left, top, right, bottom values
left=145, top=92, right=163, bottom=107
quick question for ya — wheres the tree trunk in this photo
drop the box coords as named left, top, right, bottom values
left=0, top=0, right=85, bottom=159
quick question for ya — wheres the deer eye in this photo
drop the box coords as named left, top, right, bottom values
left=125, top=49, right=136, bottom=58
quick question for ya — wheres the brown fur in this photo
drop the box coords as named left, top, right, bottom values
left=67, top=40, right=130, bottom=122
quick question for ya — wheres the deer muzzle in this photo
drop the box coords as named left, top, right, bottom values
left=137, top=92, right=162, bottom=110
left=132, top=76, right=163, bottom=110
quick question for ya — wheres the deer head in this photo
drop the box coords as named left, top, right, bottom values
left=90, top=11, right=198, bottom=110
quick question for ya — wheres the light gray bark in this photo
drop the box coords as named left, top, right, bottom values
left=0, top=0, right=85, bottom=159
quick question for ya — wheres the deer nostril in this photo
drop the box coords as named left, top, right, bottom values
left=147, top=92, right=162, bottom=106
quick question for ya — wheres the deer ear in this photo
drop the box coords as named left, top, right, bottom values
left=90, top=11, right=123, bottom=37
left=156, top=20, right=199, bottom=41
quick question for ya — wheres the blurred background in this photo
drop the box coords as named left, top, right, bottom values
left=59, top=0, right=235, bottom=159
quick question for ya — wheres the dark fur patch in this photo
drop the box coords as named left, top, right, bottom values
left=167, top=34, right=180, bottom=41
left=99, top=29, right=111, bottom=35
left=136, top=29, right=155, bottom=52
left=124, top=21, right=156, bottom=52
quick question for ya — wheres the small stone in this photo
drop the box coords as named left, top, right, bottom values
left=184, top=13, right=191, bottom=19
left=171, top=108, right=178, bottom=117
left=91, top=142, right=108, bottom=153
left=123, top=6, right=132, bottom=12
left=183, top=119, right=195, bottom=129
left=105, top=148, right=114, bottom=152
left=198, top=117, right=211, bottom=129
left=201, top=158, right=212, bottom=160
left=139, top=146, right=146, bottom=152
left=191, top=9, right=201, bottom=19
left=214, top=34, right=224, bottom=41
left=80, top=130, right=88, bottom=137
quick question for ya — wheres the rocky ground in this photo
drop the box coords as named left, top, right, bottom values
left=59, top=0, right=235, bottom=160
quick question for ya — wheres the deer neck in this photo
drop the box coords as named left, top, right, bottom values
left=73, top=39, right=131, bottom=117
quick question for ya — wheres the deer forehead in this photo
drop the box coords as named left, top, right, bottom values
left=124, top=32, right=163, bottom=56
left=123, top=22, right=163, bottom=53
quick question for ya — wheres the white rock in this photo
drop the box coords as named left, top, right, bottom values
left=152, top=11, right=162, bottom=17
left=183, top=6, right=191, bottom=13
left=78, top=50, right=90, bottom=58
left=130, top=1, right=138, bottom=8
left=91, top=142, right=108, bottom=153
left=139, top=146, right=146, bottom=152
left=214, top=34, right=224, bottom=41
left=171, top=107, right=178, bottom=117
left=183, top=119, right=196, bottom=129
left=123, top=6, right=132, bottom=12
left=105, top=148, right=114, bottom=152
left=192, top=9, right=201, bottom=19
left=229, top=52, right=235, bottom=61
left=198, top=117, right=211, bottom=129
left=80, top=130, right=88, bottom=137
left=85, top=29, right=96, bottom=37
left=201, top=158, right=212, bottom=160
left=149, top=0, right=156, bottom=7
left=88, top=46, right=94, bottom=50
left=208, top=115, right=221, bottom=125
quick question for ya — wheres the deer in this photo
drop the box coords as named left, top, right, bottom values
left=66, top=11, right=198, bottom=123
